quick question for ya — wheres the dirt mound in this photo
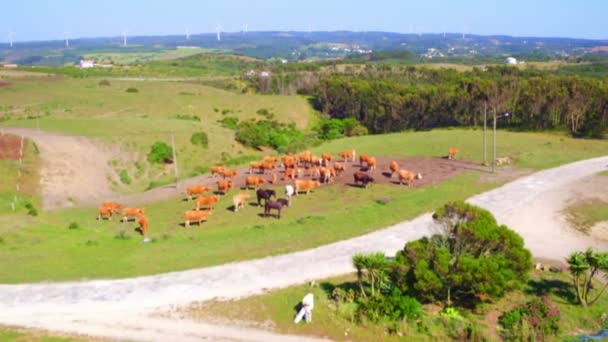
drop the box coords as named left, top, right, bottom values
left=0, top=134, right=23, bottom=160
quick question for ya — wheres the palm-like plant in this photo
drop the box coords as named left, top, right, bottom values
left=352, top=252, right=389, bottom=297
left=567, top=248, right=608, bottom=307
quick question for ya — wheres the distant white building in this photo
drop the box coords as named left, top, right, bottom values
left=505, top=57, right=518, bottom=65
left=79, top=59, right=94, bottom=68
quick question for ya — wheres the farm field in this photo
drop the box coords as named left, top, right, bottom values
left=184, top=270, right=608, bottom=341
left=0, top=127, right=607, bottom=282
left=0, top=76, right=311, bottom=193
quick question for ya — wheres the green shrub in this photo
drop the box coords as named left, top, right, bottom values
left=349, top=125, right=369, bottom=136
left=125, top=87, right=139, bottom=93
left=174, top=114, right=200, bottom=121
left=119, top=169, right=132, bottom=185
left=235, top=119, right=305, bottom=151
left=68, top=222, right=80, bottom=230
left=218, top=116, right=239, bottom=129
left=147, top=141, right=173, bottom=164
left=24, top=202, right=38, bottom=216
left=318, top=118, right=360, bottom=140
left=499, top=296, right=560, bottom=341
left=356, top=289, right=422, bottom=323
left=98, top=79, right=111, bottom=86
left=190, top=132, right=209, bottom=148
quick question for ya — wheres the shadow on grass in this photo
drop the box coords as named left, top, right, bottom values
left=525, top=278, right=577, bottom=304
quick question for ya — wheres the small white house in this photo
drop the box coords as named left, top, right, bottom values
left=79, top=59, right=94, bottom=68
left=505, top=57, right=518, bottom=65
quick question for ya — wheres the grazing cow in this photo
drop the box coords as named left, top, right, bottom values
left=217, top=180, right=233, bottom=194
left=321, top=153, right=333, bottom=166
left=260, top=162, right=276, bottom=175
left=249, top=161, right=263, bottom=174
left=398, top=170, right=422, bottom=187
left=136, top=214, right=149, bottom=236
left=283, top=168, right=296, bottom=180
left=211, top=166, right=225, bottom=177
left=285, top=184, right=295, bottom=206
left=353, top=171, right=374, bottom=188
left=389, top=161, right=399, bottom=177
left=195, top=195, right=220, bottom=210
left=298, top=150, right=313, bottom=166
left=219, top=169, right=237, bottom=180
left=256, top=188, right=276, bottom=207
left=448, top=147, right=459, bottom=160
left=309, top=167, right=321, bottom=180
left=122, top=207, right=145, bottom=222
left=245, top=176, right=265, bottom=189
left=186, top=185, right=211, bottom=200
left=264, top=200, right=286, bottom=219
left=366, top=156, right=377, bottom=173
left=320, top=167, right=334, bottom=184
left=271, top=172, right=278, bottom=184
left=311, top=156, right=322, bottom=167
left=333, top=162, right=346, bottom=175
left=294, top=180, right=321, bottom=196
left=232, top=193, right=251, bottom=212
left=97, top=205, right=115, bottom=220
left=183, top=210, right=212, bottom=227
left=101, top=201, right=123, bottom=212
left=359, top=154, right=374, bottom=167
left=282, top=155, right=297, bottom=169
left=339, top=149, right=356, bottom=162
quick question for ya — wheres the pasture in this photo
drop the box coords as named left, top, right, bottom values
left=0, top=127, right=607, bottom=282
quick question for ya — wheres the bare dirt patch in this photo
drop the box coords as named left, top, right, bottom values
left=0, top=134, right=22, bottom=160
left=0, top=81, right=11, bottom=88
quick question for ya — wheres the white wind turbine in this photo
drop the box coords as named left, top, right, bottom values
left=442, top=25, right=447, bottom=38
left=242, top=24, right=248, bottom=33
left=216, top=23, right=222, bottom=41
left=8, top=31, right=15, bottom=48
left=185, top=26, right=190, bottom=40
left=64, top=32, right=70, bottom=47
left=122, top=29, right=128, bottom=46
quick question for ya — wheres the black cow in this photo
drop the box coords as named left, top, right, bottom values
left=256, top=188, right=276, bottom=207
left=264, top=200, right=286, bottom=219
left=353, top=171, right=374, bottom=188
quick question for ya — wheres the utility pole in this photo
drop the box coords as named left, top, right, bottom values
left=492, top=111, right=497, bottom=173
left=171, top=132, right=179, bottom=188
left=483, top=102, right=487, bottom=166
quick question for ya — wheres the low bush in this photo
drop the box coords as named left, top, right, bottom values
left=317, top=118, right=360, bottom=140
left=499, top=296, right=560, bottom=340
left=190, top=132, right=209, bottom=148
left=174, top=114, right=201, bottom=122
left=68, top=222, right=80, bottom=230
left=356, top=289, right=423, bottom=323
left=125, top=87, right=139, bottom=93
left=218, top=116, right=239, bottom=129
left=119, top=169, right=132, bottom=185
left=147, top=141, right=173, bottom=164
left=235, top=119, right=306, bottom=152
left=98, top=79, right=111, bottom=86
left=24, top=202, right=38, bottom=216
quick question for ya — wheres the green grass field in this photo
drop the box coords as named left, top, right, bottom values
left=0, top=128, right=607, bottom=283
left=0, top=138, right=40, bottom=215
left=0, top=326, right=97, bottom=342
left=0, top=77, right=311, bottom=192
left=185, top=270, right=608, bottom=341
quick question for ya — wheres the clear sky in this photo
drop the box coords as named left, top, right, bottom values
left=3, top=0, right=607, bottom=42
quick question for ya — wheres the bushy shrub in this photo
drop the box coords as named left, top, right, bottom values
left=147, top=141, right=173, bottom=164
left=356, top=289, right=422, bottom=323
left=24, top=202, right=38, bottom=216
left=235, top=119, right=305, bottom=151
left=218, top=116, right=239, bottom=129
left=119, top=169, right=132, bottom=185
left=98, top=79, right=111, bottom=86
left=317, top=118, right=360, bottom=140
left=125, top=87, right=139, bottom=93
left=190, top=132, right=209, bottom=148
left=68, top=222, right=80, bottom=230
left=349, top=125, right=369, bottom=136
left=499, top=296, right=560, bottom=340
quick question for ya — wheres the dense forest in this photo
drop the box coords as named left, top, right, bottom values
left=251, top=65, right=608, bottom=138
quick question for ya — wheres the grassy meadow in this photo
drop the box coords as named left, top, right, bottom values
left=0, top=138, right=40, bottom=215
left=186, top=270, right=608, bottom=341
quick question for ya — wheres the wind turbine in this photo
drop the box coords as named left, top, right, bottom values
left=442, top=25, right=447, bottom=38
left=216, top=23, right=222, bottom=41
left=122, top=29, right=128, bottom=46
left=8, top=31, right=15, bottom=48
left=185, top=26, right=190, bottom=40
left=63, top=32, right=70, bottom=47
left=242, top=24, right=248, bottom=33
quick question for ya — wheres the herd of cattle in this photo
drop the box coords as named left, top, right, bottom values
left=96, top=147, right=459, bottom=238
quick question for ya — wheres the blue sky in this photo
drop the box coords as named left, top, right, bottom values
left=3, top=0, right=607, bottom=42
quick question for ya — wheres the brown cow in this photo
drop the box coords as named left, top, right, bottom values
left=97, top=206, right=115, bottom=220
left=263, top=155, right=278, bottom=164
left=271, top=172, right=278, bottom=184
left=339, top=149, right=356, bottom=162
left=211, top=166, right=225, bottom=177
left=122, top=207, right=145, bottom=222
left=136, top=214, right=149, bottom=236
left=195, top=195, right=220, bottom=210
left=353, top=171, right=374, bottom=188
left=321, top=153, right=333, bottom=166
left=333, top=162, right=346, bottom=175
left=232, top=193, right=251, bottom=212
left=294, top=179, right=321, bottom=195
left=183, top=210, right=212, bottom=227
left=249, top=161, right=263, bottom=174
left=245, top=176, right=265, bottom=189
left=260, top=162, right=276, bottom=175
left=282, top=155, right=297, bottom=169
left=217, top=180, right=233, bottom=194
left=186, top=185, right=211, bottom=200
left=359, top=154, right=373, bottom=167
left=389, top=161, right=399, bottom=177
left=321, top=167, right=335, bottom=184
left=309, top=167, right=321, bottom=180
left=398, top=170, right=423, bottom=187
left=311, top=156, right=322, bottom=166
left=298, top=150, right=313, bottom=166
left=283, top=168, right=296, bottom=180
left=101, top=201, right=123, bottom=212
left=448, top=147, right=459, bottom=160
left=219, top=169, right=237, bottom=180
left=366, top=156, right=377, bottom=173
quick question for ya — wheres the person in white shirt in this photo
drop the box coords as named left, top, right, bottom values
left=293, top=293, right=314, bottom=323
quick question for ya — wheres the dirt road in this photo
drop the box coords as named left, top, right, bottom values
left=0, top=156, right=606, bottom=341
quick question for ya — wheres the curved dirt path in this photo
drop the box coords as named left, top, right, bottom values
left=1, top=127, right=115, bottom=210
left=0, top=156, right=606, bottom=341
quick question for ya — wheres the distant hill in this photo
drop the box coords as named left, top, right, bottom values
left=2, top=31, right=608, bottom=66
